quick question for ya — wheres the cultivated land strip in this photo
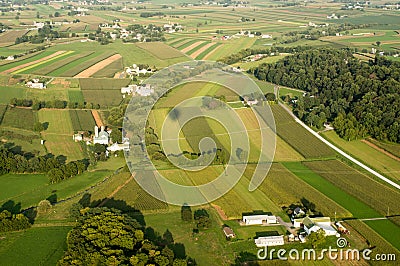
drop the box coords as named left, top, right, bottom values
left=190, top=42, right=215, bottom=58
left=91, top=110, right=104, bottom=127
left=361, top=139, right=400, bottom=162
left=279, top=102, right=400, bottom=190
left=74, top=54, right=122, bottom=78
left=0, top=51, right=66, bottom=74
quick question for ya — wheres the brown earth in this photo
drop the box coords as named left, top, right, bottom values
left=74, top=54, right=122, bottom=78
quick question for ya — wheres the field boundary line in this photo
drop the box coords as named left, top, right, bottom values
left=279, top=102, right=400, bottom=190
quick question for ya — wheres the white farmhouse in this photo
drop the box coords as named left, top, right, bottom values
left=294, top=217, right=337, bottom=236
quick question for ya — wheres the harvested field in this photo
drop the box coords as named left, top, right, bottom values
left=74, top=54, right=122, bottom=78
left=92, top=110, right=104, bottom=127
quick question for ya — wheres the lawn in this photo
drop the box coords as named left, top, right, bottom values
left=322, top=130, right=400, bottom=181
left=1, top=107, right=36, bottom=131
left=0, top=226, right=72, bottom=266
left=282, top=162, right=382, bottom=219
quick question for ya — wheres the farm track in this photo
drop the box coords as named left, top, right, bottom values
left=279, top=102, right=400, bottom=190
left=361, top=139, right=400, bottom=162
left=98, top=173, right=136, bottom=207
left=91, top=110, right=104, bottom=127
left=1, top=51, right=66, bottom=74
left=74, top=54, right=122, bottom=78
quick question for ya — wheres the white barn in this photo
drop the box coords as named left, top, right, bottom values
left=295, top=217, right=337, bottom=236
left=254, top=235, right=284, bottom=247
left=93, top=126, right=109, bottom=145
left=242, top=214, right=277, bottom=225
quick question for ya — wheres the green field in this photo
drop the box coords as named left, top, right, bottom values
left=67, top=89, right=85, bottom=103
left=0, top=171, right=111, bottom=210
left=1, top=107, right=35, bottom=131
left=69, top=110, right=96, bottom=132
left=38, top=109, right=84, bottom=160
left=0, top=226, right=72, bottom=266
left=79, top=78, right=129, bottom=107
left=283, top=162, right=382, bottom=219
left=363, top=219, right=400, bottom=251
left=304, top=160, right=400, bottom=216
left=0, top=51, right=54, bottom=73
left=268, top=105, right=335, bottom=159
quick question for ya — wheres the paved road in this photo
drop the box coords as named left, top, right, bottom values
left=279, top=103, right=400, bottom=191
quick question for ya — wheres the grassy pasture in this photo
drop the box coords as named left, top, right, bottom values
left=26, top=87, right=69, bottom=102
left=0, top=104, right=7, bottom=123
left=0, top=171, right=110, bottom=210
left=69, top=109, right=96, bottom=132
left=0, top=30, right=28, bottom=44
left=322, top=131, right=400, bottom=181
left=0, top=87, right=26, bottom=104
left=365, top=138, right=400, bottom=159
left=283, top=161, right=382, bottom=219
left=37, top=109, right=73, bottom=135
left=304, top=160, right=400, bottom=217
left=0, top=226, right=71, bottom=266
left=269, top=105, right=335, bottom=159
left=1, top=107, right=35, bottom=131
left=67, top=89, right=85, bottom=103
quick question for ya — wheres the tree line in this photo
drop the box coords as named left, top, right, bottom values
left=250, top=48, right=400, bottom=142
left=0, top=147, right=89, bottom=183
left=10, top=98, right=102, bottom=110
left=0, top=210, right=31, bottom=233
left=218, top=46, right=313, bottom=65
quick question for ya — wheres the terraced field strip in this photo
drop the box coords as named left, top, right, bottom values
left=74, top=54, right=122, bottom=78
left=181, top=41, right=206, bottom=54
left=201, top=43, right=223, bottom=60
left=190, top=42, right=217, bottom=59
left=31, top=51, right=94, bottom=76
left=13, top=51, right=74, bottom=74
left=0, top=51, right=64, bottom=74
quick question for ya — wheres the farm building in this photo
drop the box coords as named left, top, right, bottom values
left=93, top=126, right=109, bottom=145
left=294, top=217, right=337, bottom=236
left=26, top=79, right=45, bottom=89
left=222, top=226, right=235, bottom=239
left=254, top=235, right=284, bottom=247
left=121, top=84, right=154, bottom=96
left=107, top=141, right=130, bottom=152
left=242, top=214, right=277, bottom=225
left=292, top=207, right=305, bottom=219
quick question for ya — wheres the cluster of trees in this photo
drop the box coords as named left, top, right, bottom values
left=140, top=12, right=164, bottom=18
left=0, top=210, right=31, bottom=233
left=15, top=25, right=65, bottom=44
left=0, top=147, right=88, bottom=183
left=219, top=46, right=312, bottom=65
left=181, top=206, right=211, bottom=230
left=281, top=23, right=372, bottom=44
left=122, top=24, right=166, bottom=43
left=202, top=95, right=226, bottom=109
left=251, top=48, right=400, bottom=142
left=59, top=207, right=190, bottom=266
